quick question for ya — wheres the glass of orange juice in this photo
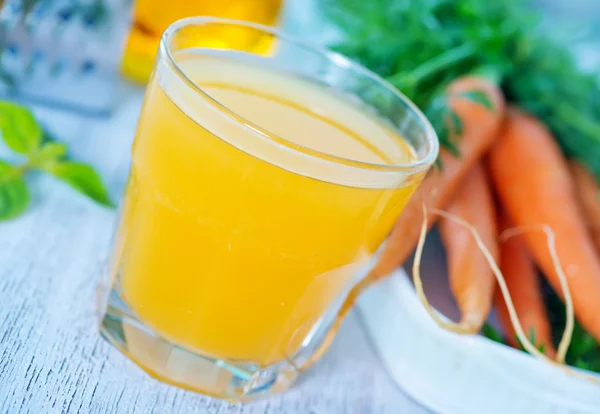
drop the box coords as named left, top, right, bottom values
left=98, top=17, right=438, bottom=401
left=121, top=0, right=284, bottom=83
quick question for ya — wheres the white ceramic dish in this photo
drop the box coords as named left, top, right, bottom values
left=357, top=235, right=600, bottom=414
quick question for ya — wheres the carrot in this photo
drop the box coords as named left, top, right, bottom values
left=488, top=107, right=600, bottom=343
left=438, top=163, right=498, bottom=333
left=569, top=161, right=600, bottom=256
left=495, top=213, right=556, bottom=358
left=372, top=76, right=505, bottom=279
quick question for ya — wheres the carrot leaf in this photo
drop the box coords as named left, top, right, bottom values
left=423, top=94, right=462, bottom=156
left=515, top=328, right=546, bottom=354
left=455, top=90, right=495, bottom=111
left=543, top=281, right=600, bottom=373
left=481, top=323, right=505, bottom=344
left=323, top=0, right=600, bottom=179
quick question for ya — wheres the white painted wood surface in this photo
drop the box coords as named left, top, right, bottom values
left=0, top=82, right=431, bottom=414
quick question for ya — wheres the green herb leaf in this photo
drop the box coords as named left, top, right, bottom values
left=0, top=99, right=115, bottom=220
left=0, top=161, right=30, bottom=221
left=47, top=161, right=114, bottom=207
left=455, top=90, right=495, bottom=111
left=0, top=100, right=42, bottom=154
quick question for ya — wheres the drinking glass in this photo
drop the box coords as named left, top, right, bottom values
left=98, top=17, right=438, bottom=402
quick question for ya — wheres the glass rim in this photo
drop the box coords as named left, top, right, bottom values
left=160, top=16, right=439, bottom=175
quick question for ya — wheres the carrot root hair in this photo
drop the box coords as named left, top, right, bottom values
left=499, top=226, right=574, bottom=364
left=410, top=206, right=484, bottom=334
left=412, top=204, right=600, bottom=385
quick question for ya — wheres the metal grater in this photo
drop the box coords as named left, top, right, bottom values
left=0, top=0, right=134, bottom=117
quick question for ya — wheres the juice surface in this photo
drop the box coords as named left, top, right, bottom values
left=115, top=53, right=424, bottom=365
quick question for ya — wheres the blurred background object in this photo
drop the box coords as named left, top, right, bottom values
left=533, top=0, right=600, bottom=70
left=121, top=0, right=283, bottom=84
left=535, top=0, right=600, bottom=23
left=290, top=0, right=600, bottom=67
left=0, top=0, right=597, bottom=117
left=0, top=0, right=132, bottom=116
left=0, top=0, right=284, bottom=115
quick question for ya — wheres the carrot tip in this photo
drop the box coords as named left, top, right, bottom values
left=414, top=206, right=571, bottom=365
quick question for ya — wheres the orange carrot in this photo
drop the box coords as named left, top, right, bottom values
left=488, top=107, right=600, bottom=342
left=495, top=213, right=556, bottom=358
left=372, top=76, right=506, bottom=278
left=438, top=163, right=498, bottom=333
left=569, top=161, right=600, bottom=256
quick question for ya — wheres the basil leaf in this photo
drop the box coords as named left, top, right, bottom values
left=0, top=101, right=42, bottom=154
left=47, top=161, right=114, bottom=207
left=0, top=161, right=30, bottom=221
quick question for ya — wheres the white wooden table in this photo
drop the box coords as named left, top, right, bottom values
left=0, top=82, right=431, bottom=414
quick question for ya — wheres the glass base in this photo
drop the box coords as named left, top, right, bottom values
left=98, top=288, right=299, bottom=402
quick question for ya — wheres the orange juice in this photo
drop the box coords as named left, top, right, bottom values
left=121, top=0, right=283, bottom=83
left=113, top=53, right=424, bottom=365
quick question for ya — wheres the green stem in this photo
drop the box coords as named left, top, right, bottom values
left=469, top=65, right=504, bottom=85
left=386, top=43, right=476, bottom=87
left=0, top=162, right=30, bottom=185
left=555, top=103, right=600, bottom=143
